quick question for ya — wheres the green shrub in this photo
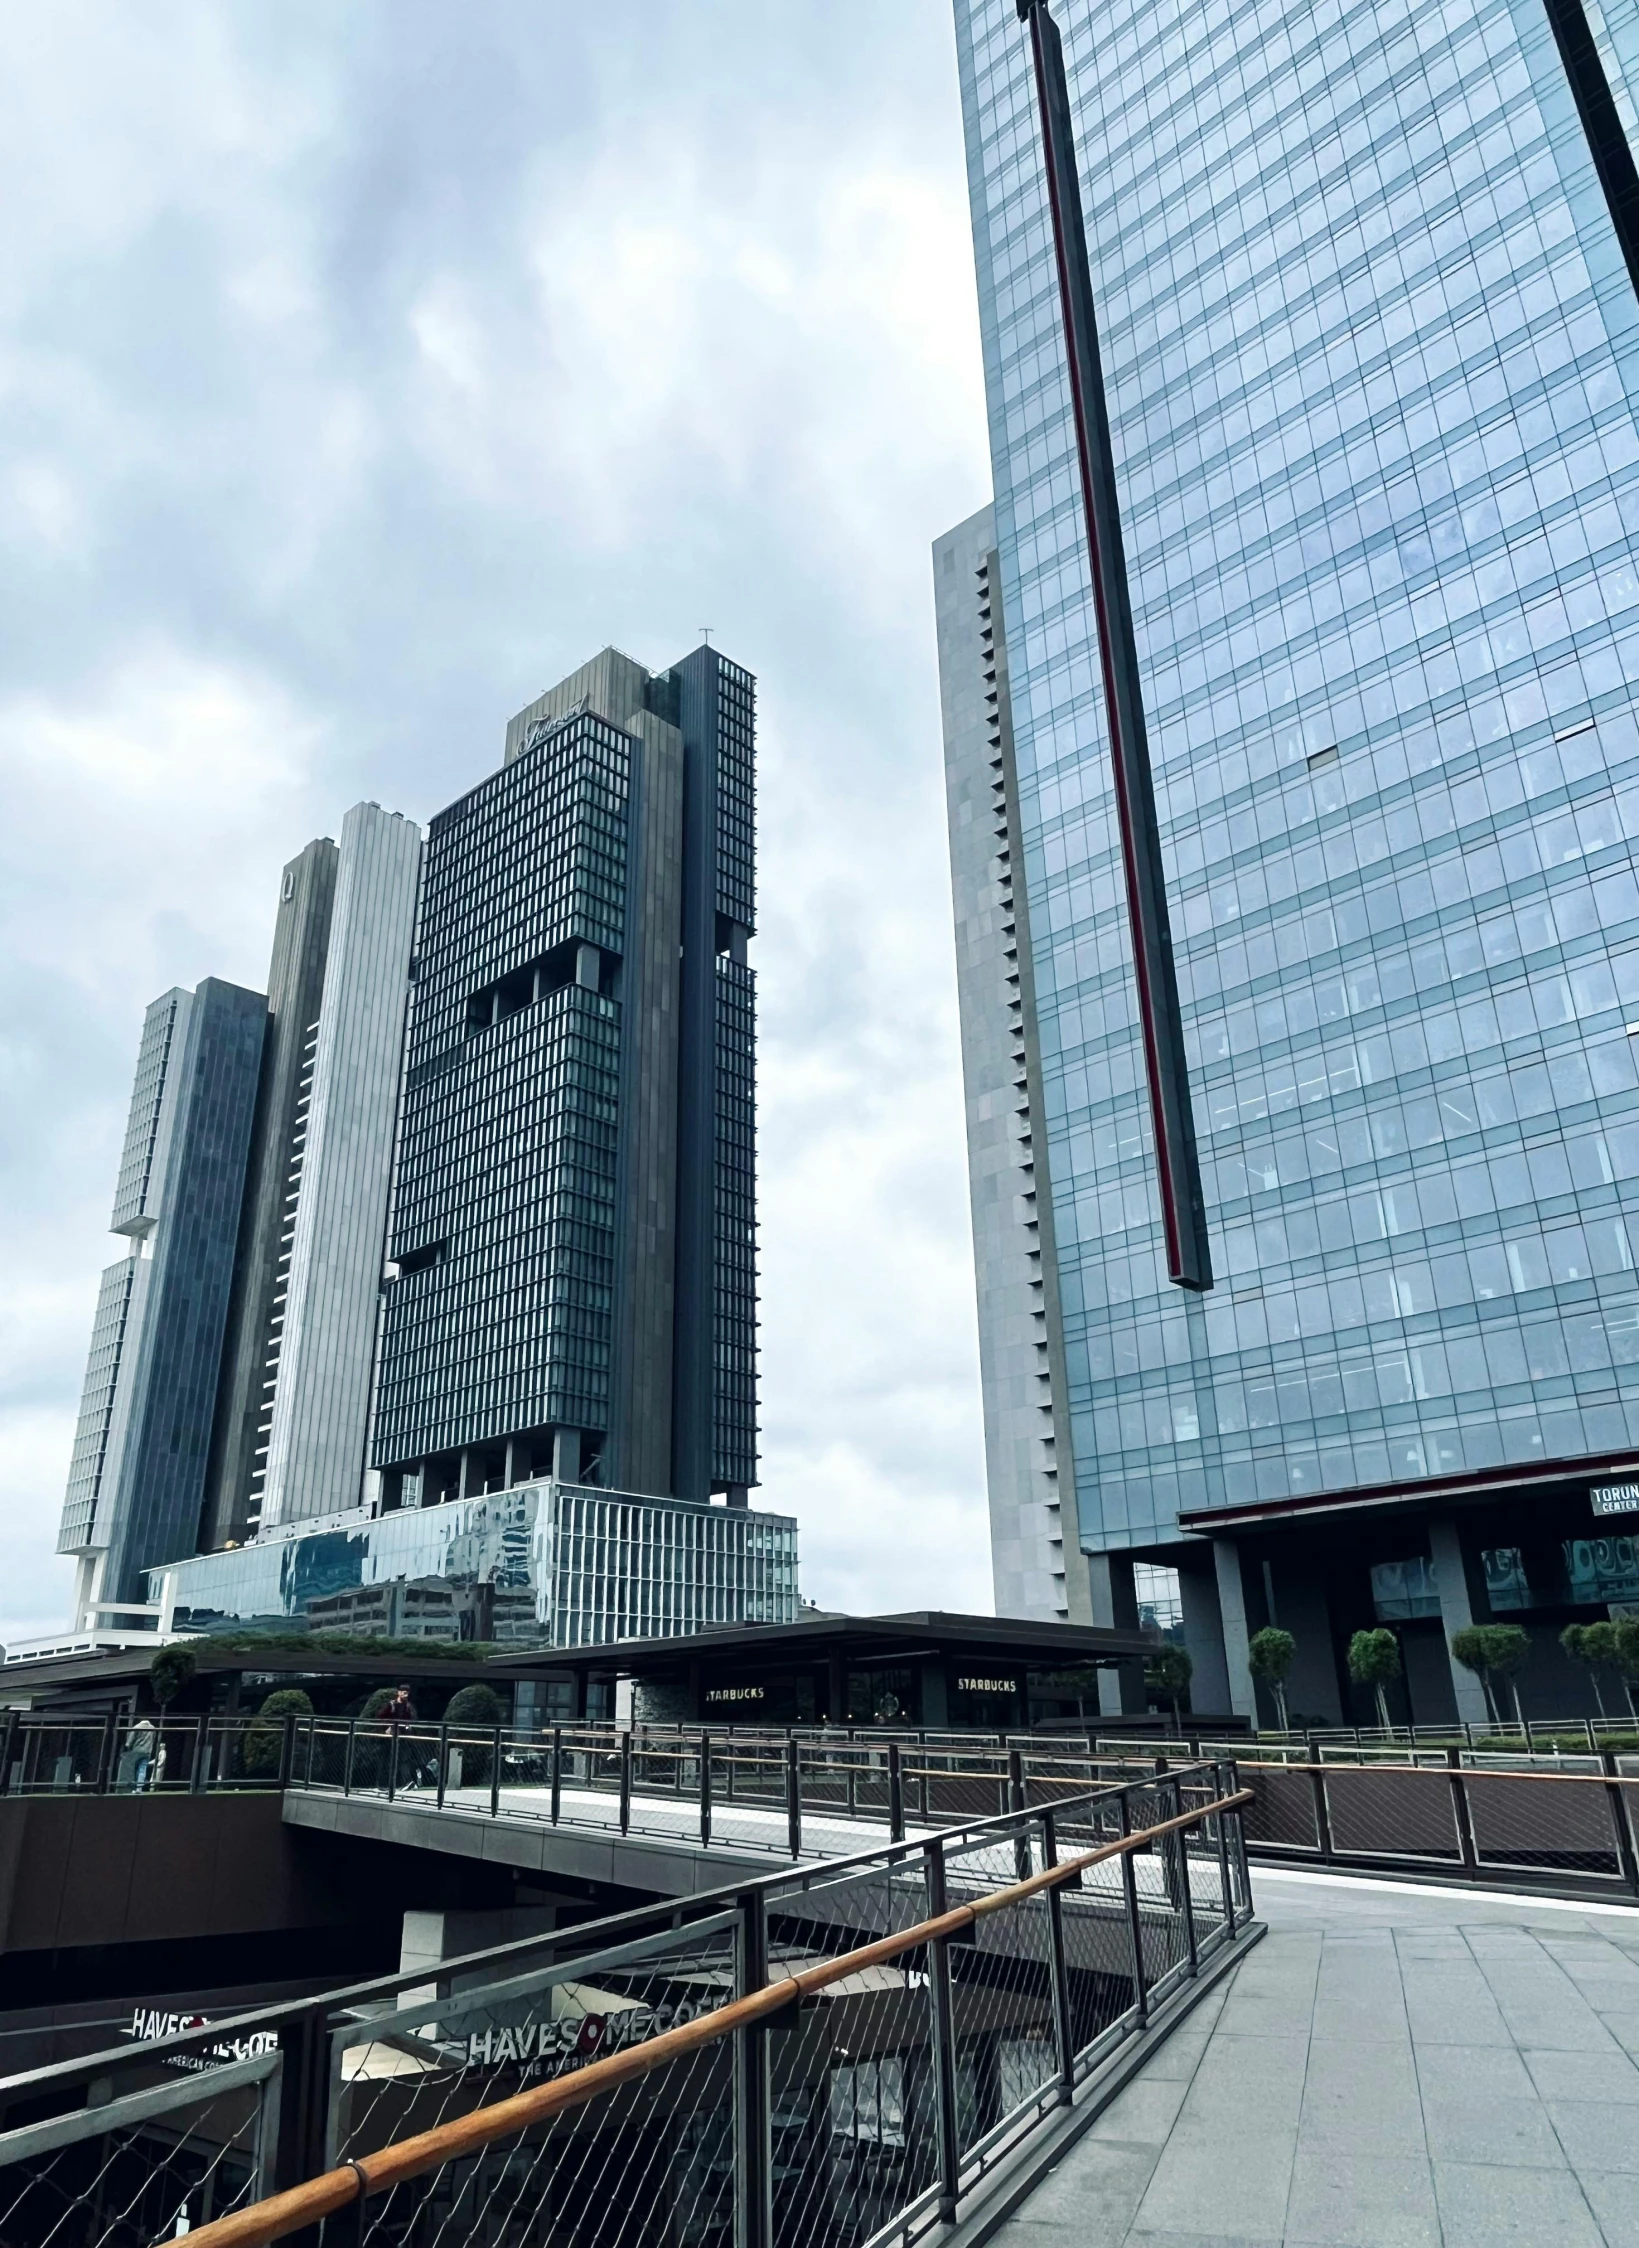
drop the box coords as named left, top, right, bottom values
left=243, top=1688, right=313, bottom=1776
left=149, top=1646, right=197, bottom=1707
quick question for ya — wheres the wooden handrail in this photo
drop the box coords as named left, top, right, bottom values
left=179, top=1788, right=1250, bottom=2248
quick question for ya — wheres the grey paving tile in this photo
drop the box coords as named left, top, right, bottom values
left=1413, top=2041, right=1537, bottom=2100
left=1179, top=2033, right=1309, bottom=2130
left=1524, top=2043, right=1639, bottom=2103
left=1209, top=1992, right=1311, bottom=2038
left=1008, top=2134, right=1157, bottom=2242
left=1282, top=2149, right=1441, bottom=2247
left=1580, top=2168, right=1639, bottom=2248
left=1138, top=2029, right=1212, bottom=2081
left=988, top=2223, right=1098, bottom=2248
left=1133, top=2122, right=1296, bottom=2240
left=1432, top=2158, right=1607, bottom=2247
left=1086, top=2073, right=1192, bottom=2146
left=1421, top=2092, right=1568, bottom=2167
left=1544, top=2097, right=1639, bottom=2172
left=1125, top=2234, right=1283, bottom=2248
left=1299, top=2038, right=1424, bottom=2155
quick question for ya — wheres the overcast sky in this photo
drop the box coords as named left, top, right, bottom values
left=0, top=3, right=996, bottom=1643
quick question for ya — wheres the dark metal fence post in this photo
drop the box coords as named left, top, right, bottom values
left=1306, top=1737, right=1335, bottom=1861
left=96, top=1713, right=116, bottom=1793
left=700, top=1731, right=712, bottom=1848
left=1446, top=1746, right=1479, bottom=1874
left=1601, top=1752, right=1639, bottom=1895
left=0, top=1711, right=17, bottom=1796
left=386, top=1726, right=400, bottom=1803
left=923, top=1842, right=962, bottom=2224
left=490, top=1727, right=503, bottom=1817
left=1118, top=1790, right=1148, bottom=2026
left=272, top=2004, right=334, bottom=2235
left=435, top=1724, right=449, bottom=1810
left=733, top=1890, right=772, bottom=2248
left=551, top=1727, right=563, bottom=1827
left=785, top=1738, right=802, bottom=1859
left=888, top=1742, right=905, bottom=1843
left=619, top=1730, right=633, bottom=1836
left=278, top=1714, right=297, bottom=1790
left=343, top=1717, right=358, bottom=1797
left=190, top=1717, right=209, bottom=1795
left=1041, top=1809, right=1076, bottom=2105
left=1170, top=1775, right=1199, bottom=1975
left=1211, top=1762, right=1235, bottom=1939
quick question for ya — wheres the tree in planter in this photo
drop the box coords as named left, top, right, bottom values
left=243, top=1688, right=313, bottom=1776
left=444, top=1682, right=507, bottom=1786
left=1560, top=1622, right=1618, bottom=1719
left=149, top=1646, right=196, bottom=1708
left=1347, top=1628, right=1402, bottom=1733
left=1451, top=1627, right=1500, bottom=1722
left=1614, top=1615, right=1639, bottom=1720
left=1144, top=1645, right=1193, bottom=1729
left=1481, top=1623, right=1532, bottom=1729
left=1247, top=1627, right=1297, bottom=1733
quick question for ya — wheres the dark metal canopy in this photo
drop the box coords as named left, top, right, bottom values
left=485, top=1609, right=1153, bottom=1680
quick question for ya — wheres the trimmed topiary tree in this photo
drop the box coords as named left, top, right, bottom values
left=1347, top=1628, right=1402, bottom=1732
left=1561, top=1622, right=1617, bottom=1719
left=1144, top=1645, right=1193, bottom=1728
left=1600, top=1618, right=1627, bottom=1717
left=443, top=1682, right=507, bottom=1785
left=149, top=1645, right=196, bottom=1708
left=243, top=1687, right=314, bottom=1776
left=1452, top=1626, right=1499, bottom=1722
left=1248, top=1628, right=1297, bottom=1733
left=1481, top=1623, right=1531, bottom=1728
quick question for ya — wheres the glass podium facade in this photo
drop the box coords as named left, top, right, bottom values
left=149, top=1483, right=800, bottom=1649
left=949, top=0, right=1639, bottom=1719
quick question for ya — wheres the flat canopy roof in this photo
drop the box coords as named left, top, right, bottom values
left=486, top=1610, right=1153, bottom=1677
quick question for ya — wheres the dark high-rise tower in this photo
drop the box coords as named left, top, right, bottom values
left=58, top=979, right=267, bottom=1614
left=370, top=645, right=758, bottom=1510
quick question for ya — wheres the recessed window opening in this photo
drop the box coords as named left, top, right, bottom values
left=1306, top=744, right=1339, bottom=771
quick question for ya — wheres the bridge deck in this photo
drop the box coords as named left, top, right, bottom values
left=990, top=1869, right=1639, bottom=2248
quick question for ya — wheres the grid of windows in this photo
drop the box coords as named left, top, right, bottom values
left=712, top=957, right=758, bottom=1487
left=110, top=994, right=179, bottom=1235
left=151, top=1480, right=799, bottom=1645
left=955, top=0, right=1639, bottom=1545
left=58, top=1256, right=141, bottom=1554
left=713, top=660, right=757, bottom=932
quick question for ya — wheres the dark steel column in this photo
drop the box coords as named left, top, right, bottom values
left=1017, top=0, right=1211, bottom=1290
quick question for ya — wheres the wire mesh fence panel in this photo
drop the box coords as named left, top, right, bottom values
left=763, top=1851, right=939, bottom=2248
left=353, top=2031, right=738, bottom=2248
left=0, top=2064, right=273, bottom=2248
left=1238, top=1764, right=1322, bottom=1853
left=1322, top=1767, right=1462, bottom=1862
left=1463, top=1773, right=1626, bottom=1881
left=331, top=1909, right=744, bottom=2234
left=935, top=1830, right=1058, bottom=2166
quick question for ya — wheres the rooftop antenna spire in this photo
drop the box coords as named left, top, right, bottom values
left=1016, top=0, right=1211, bottom=1290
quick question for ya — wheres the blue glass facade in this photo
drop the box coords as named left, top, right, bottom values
left=953, top=0, right=1639, bottom=1711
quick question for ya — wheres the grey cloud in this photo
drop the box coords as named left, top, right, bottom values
left=0, top=0, right=995, bottom=1635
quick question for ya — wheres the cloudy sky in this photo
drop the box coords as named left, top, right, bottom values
left=0, top=3, right=997, bottom=1643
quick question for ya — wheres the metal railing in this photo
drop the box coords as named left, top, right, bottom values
left=1140, top=1741, right=1639, bottom=1899
left=288, top=1719, right=1156, bottom=1858
left=0, top=1762, right=1255, bottom=2248
left=0, top=1711, right=301, bottom=1797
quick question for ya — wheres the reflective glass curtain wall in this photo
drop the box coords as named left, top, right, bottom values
left=954, top=0, right=1639, bottom=1550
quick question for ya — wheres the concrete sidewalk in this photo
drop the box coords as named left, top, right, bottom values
left=993, top=1868, right=1639, bottom=2247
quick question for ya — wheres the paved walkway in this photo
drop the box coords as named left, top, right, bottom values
left=998, top=1869, right=1639, bottom=2247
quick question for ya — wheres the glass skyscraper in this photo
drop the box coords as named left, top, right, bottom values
left=943, top=0, right=1639, bottom=1722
